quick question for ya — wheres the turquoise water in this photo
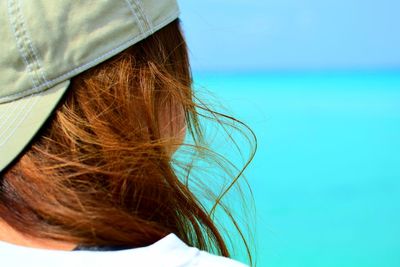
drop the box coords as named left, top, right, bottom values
left=195, top=71, right=400, bottom=267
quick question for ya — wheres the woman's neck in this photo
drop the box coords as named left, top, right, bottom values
left=0, top=219, right=76, bottom=250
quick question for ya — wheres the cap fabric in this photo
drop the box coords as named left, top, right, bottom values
left=0, top=0, right=180, bottom=173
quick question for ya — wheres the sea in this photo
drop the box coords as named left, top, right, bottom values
left=193, top=71, right=400, bottom=267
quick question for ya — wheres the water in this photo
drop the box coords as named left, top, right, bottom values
left=194, top=71, right=400, bottom=267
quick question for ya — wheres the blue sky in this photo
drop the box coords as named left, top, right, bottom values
left=178, top=0, right=400, bottom=72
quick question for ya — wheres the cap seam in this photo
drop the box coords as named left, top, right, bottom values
left=133, top=0, right=154, bottom=33
left=7, top=0, right=38, bottom=88
left=125, top=0, right=151, bottom=33
left=7, top=0, right=49, bottom=90
left=0, top=9, right=180, bottom=105
left=16, top=0, right=50, bottom=89
left=123, top=0, right=146, bottom=34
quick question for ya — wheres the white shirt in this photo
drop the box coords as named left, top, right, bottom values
left=0, top=234, right=247, bottom=267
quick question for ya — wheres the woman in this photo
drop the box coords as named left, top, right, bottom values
left=0, top=0, right=254, bottom=266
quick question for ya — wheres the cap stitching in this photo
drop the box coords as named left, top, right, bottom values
left=7, top=0, right=38, bottom=88
left=125, top=0, right=151, bottom=32
left=16, top=0, right=50, bottom=89
left=0, top=96, right=39, bottom=146
left=0, top=98, right=33, bottom=145
left=124, top=0, right=145, bottom=34
left=0, top=9, right=180, bottom=104
left=134, top=0, right=154, bottom=33
left=0, top=95, right=23, bottom=130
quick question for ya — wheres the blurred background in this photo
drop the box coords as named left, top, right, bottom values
left=178, top=0, right=400, bottom=266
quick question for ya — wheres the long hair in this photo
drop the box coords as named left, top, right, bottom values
left=0, top=19, right=255, bottom=263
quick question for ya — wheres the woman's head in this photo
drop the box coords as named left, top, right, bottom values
left=1, top=18, right=206, bottom=246
left=0, top=0, right=254, bottom=263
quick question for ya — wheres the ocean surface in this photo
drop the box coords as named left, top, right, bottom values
left=194, top=71, right=400, bottom=267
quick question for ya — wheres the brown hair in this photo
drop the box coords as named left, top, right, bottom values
left=0, top=19, right=254, bottom=263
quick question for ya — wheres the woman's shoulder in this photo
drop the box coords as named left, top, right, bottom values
left=0, top=234, right=248, bottom=267
left=194, top=250, right=248, bottom=267
left=138, top=233, right=248, bottom=267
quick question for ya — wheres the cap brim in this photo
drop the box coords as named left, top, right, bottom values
left=0, top=81, right=70, bottom=173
